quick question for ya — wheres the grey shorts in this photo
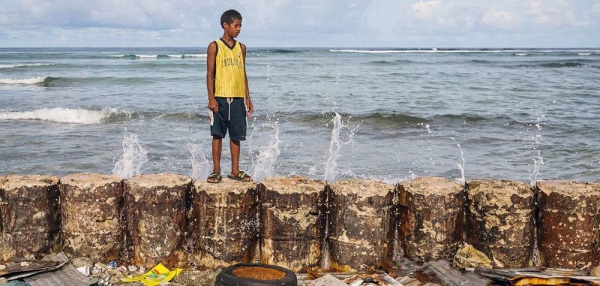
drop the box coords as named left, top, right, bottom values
left=210, top=97, right=247, bottom=141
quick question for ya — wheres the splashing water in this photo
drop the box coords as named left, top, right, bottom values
left=324, top=113, right=343, bottom=182
left=425, top=124, right=432, bottom=134
left=452, top=137, right=466, bottom=186
left=529, top=150, right=544, bottom=186
left=324, top=113, right=357, bottom=183
left=529, top=113, right=545, bottom=186
left=189, top=143, right=210, bottom=180
left=250, top=122, right=281, bottom=183
left=112, top=130, right=148, bottom=178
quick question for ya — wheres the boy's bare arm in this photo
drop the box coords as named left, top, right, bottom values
left=241, top=43, right=253, bottom=116
left=206, top=42, right=218, bottom=112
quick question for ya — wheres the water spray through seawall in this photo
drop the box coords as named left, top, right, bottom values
left=250, top=122, right=281, bottom=183
left=113, top=130, right=148, bottom=178
left=529, top=150, right=544, bottom=187
left=324, top=112, right=357, bottom=183
left=529, top=113, right=545, bottom=186
left=189, top=143, right=211, bottom=180
left=451, top=137, right=466, bottom=186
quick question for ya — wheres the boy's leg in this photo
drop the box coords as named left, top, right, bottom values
left=212, top=136, right=223, bottom=174
left=230, top=139, right=240, bottom=176
left=227, top=98, right=251, bottom=181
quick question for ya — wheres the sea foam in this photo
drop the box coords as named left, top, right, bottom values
left=183, top=54, right=207, bottom=58
left=0, top=76, right=47, bottom=84
left=0, top=107, right=123, bottom=124
left=136, top=54, right=158, bottom=58
left=0, top=63, right=53, bottom=69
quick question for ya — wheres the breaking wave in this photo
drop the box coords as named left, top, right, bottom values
left=0, top=107, right=129, bottom=124
left=0, top=63, right=54, bottom=69
left=0, top=76, right=48, bottom=85
left=109, top=54, right=206, bottom=59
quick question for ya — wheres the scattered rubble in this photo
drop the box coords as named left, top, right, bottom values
left=453, top=243, right=492, bottom=269
left=2, top=252, right=600, bottom=285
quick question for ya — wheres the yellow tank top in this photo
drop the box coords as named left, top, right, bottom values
left=214, top=39, right=246, bottom=98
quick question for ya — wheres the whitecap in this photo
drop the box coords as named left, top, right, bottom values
left=0, top=107, right=124, bottom=124
left=136, top=54, right=158, bottom=58
left=330, top=49, right=408, bottom=54
left=0, top=76, right=47, bottom=84
left=330, top=49, right=529, bottom=54
left=0, top=63, right=53, bottom=69
left=184, top=54, right=207, bottom=58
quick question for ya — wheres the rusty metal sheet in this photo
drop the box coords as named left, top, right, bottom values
left=24, top=263, right=98, bottom=286
left=0, top=258, right=62, bottom=280
left=23, top=253, right=98, bottom=286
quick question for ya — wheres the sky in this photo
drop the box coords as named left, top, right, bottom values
left=1, top=0, right=599, bottom=48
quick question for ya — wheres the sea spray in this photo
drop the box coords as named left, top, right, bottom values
left=324, top=113, right=357, bottom=182
left=249, top=122, right=281, bottom=182
left=529, top=113, right=545, bottom=186
left=112, top=130, right=148, bottom=178
left=247, top=63, right=282, bottom=182
left=189, top=143, right=210, bottom=180
left=451, top=137, right=466, bottom=186
left=528, top=113, right=545, bottom=265
left=529, top=151, right=544, bottom=187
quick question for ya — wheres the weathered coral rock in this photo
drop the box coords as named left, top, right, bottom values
left=123, top=173, right=191, bottom=268
left=59, top=173, right=123, bottom=261
left=259, top=176, right=325, bottom=272
left=328, top=179, right=395, bottom=271
left=466, top=179, right=535, bottom=267
left=537, top=180, right=600, bottom=271
left=189, top=179, right=258, bottom=269
left=400, top=177, right=464, bottom=261
left=0, top=175, right=60, bottom=260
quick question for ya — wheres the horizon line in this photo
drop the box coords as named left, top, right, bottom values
left=1, top=46, right=600, bottom=50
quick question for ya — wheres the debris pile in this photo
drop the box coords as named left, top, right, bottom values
left=0, top=253, right=220, bottom=286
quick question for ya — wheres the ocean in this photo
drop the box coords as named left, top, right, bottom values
left=1, top=47, right=599, bottom=184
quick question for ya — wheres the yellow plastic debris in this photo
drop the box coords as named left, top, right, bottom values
left=121, top=263, right=182, bottom=286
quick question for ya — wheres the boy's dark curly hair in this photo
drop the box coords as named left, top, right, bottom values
left=221, top=9, right=242, bottom=28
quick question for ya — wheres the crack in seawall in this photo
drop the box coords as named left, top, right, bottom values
left=0, top=174, right=599, bottom=273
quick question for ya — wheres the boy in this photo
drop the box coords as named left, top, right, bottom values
left=206, top=9, right=254, bottom=183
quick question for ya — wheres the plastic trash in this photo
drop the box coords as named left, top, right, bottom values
left=120, top=263, right=182, bottom=286
left=77, top=265, right=90, bottom=276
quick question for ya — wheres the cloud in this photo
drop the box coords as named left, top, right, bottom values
left=0, top=0, right=598, bottom=47
left=412, top=0, right=444, bottom=20
left=481, top=9, right=521, bottom=30
left=0, top=0, right=214, bottom=30
left=526, top=0, right=593, bottom=28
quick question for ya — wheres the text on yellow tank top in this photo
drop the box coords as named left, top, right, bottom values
left=214, top=39, right=246, bottom=98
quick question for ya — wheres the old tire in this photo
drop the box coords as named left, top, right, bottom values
left=215, top=263, right=297, bottom=286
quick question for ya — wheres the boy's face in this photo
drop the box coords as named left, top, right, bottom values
left=223, top=19, right=242, bottom=38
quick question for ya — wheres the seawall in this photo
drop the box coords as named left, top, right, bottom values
left=1, top=173, right=598, bottom=273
